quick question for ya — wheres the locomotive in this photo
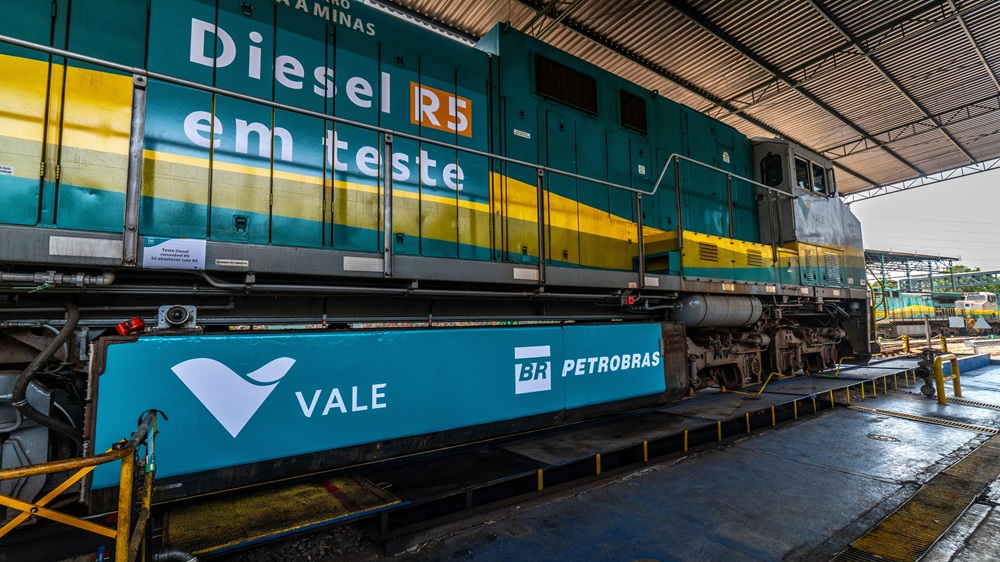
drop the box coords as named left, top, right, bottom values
left=0, top=0, right=871, bottom=514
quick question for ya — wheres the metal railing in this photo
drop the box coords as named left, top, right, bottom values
left=0, top=411, right=161, bottom=562
left=0, top=32, right=795, bottom=288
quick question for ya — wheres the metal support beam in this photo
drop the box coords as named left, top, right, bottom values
left=662, top=0, right=924, bottom=177
left=844, top=158, right=1000, bottom=203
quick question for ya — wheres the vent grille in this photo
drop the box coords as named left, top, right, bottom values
left=746, top=249, right=763, bottom=268
left=535, top=54, right=598, bottom=114
left=698, top=243, right=719, bottom=262
left=824, top=252, right=842, bottom=283
left=620, top=90, right=647, bottom=134
left=803, top=249, right=816, bottom=282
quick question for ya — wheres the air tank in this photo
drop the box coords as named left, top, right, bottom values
left=669, top=295, right=763, bottom=328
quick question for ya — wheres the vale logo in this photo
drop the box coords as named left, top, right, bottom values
left=171, top=357, right=295, bottom=438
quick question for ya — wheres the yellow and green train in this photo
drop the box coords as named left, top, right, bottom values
left=0, top=0, right=872, bottom=514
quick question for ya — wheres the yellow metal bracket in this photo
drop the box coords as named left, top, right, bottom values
left=0, top=411, right=160, bottom=562
left=721, top=371, right=784, bottom=396
left=933, top=354, right=962, bottom=405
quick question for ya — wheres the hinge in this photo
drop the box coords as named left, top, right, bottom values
left=52, top=1, right=57, bottom=18
left=55, top=164, right=60, bottom=181
left=39, top=161, right=45, bottom=178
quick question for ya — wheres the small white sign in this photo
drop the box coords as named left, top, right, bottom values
left=143, top=238, right=207, bottom=270
left=637, top=164, right=646, bottom=175
left=0, top=165, right=13, bottom=175
left=215, top=258, right=250, bottom=267
left=513, top=129, right=531, bottom=139
left=722, top=151, right=731, bottom=164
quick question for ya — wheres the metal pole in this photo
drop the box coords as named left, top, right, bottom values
left=383, top=134, right=393, bottom=277
left=636, top=193, right=645, bottom=287
left=726, top=173, right=734, bottom=239
left=673, top=156, right=683, bottom=248
left=536, top=169, right=546, bottom=285
left=122, top=75, right=147, bottom=267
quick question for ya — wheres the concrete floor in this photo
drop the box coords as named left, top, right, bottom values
left=397, top=363, right=1000, bottom=562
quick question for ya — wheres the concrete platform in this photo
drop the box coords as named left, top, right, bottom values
left=398, top=361, right=1000, bottom=562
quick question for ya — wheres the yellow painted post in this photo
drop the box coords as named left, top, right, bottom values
left=812, top=397, right=817, bottom=413
left=745, top=413, right=751, bottom=433
left=717, top=421, right=722, bottom=442
left=860, top=383, right=865, bottom=400
left=596, top=454, right=602, bottom=475
left=643, top=441, right=648, bottom=462
left=902, top=335, right=910, bottom=352
left=771, top=406, right=776, bottom=426
left=933, top=354, right=962, bottom=405
left=537, top=469, right=544, bottom=491
left=116, top=452, right=134, bottom=562
left=793, top=400, right=798, bottom=420
left=683, top=430, right=689, bottom=452
left=829, top=390, right=835, bottom=409
left=873, top=380, right=877, bottom=398
left=940, top=334, right=948, bottom=353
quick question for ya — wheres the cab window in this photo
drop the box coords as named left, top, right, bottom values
left=794, top=157, right=810, bottom=189
left=760, top=153, right=782, bottom=186
left=811, top=162, right=827, bottom=194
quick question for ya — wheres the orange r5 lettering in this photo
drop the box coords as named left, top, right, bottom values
left=410, top=83, right=472, bottom=137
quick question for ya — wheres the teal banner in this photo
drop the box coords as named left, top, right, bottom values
left=92, top=323, right=666, bottom=488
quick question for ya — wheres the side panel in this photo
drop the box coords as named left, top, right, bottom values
left=92, top=323, right=669, bottom=488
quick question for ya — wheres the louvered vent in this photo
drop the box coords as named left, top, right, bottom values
left=803, top=249, right=816, bottom=282
left=824, top=253, right=842, bottom=283
left=698, top=243, right=719, bottom=262
left=747, top=249, right=763, bottom=268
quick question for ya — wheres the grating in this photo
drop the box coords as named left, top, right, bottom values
left=746, top=248, right=763, bottom=267
left=891, top=390, right=1000, bottom=410
left=831, top=435, right=1000, bottom=562
left=164, top=476, right=399, bottom=555
left=849, top=405, right=999, bottom=434
left=824, top=252, right=841, bottom=283
left=803, top=249, right=816, bottom=282
left=698, top=242, right=719, bottom=262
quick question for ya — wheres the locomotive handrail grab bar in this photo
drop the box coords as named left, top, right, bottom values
left=0, top=32, right=794, bottom=200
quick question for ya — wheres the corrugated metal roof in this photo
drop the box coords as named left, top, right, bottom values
left=372, top=0, right=1000, bottom=196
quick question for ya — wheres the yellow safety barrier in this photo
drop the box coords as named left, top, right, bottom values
left=933, top=354, right=962, bottom=406
left=902, top=335, right=910, bottom=353
left=939, top=335, right=948, bottom=353
left=814, top=356, right=855, bottom=379
left=0, top=411, right=160, bottom=562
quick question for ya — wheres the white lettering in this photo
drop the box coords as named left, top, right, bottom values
left=561, top=359, right=575, bottom=377
left=183, top=111, right=222, bottom=149
left=356, top=146, right=380, bottom=177
left=248, top=31, right=263, bottom=80
left=322, top=389, right=347, bottom=415
left=190, top=19, right=235, bottom=69
left=442, top=163, right=464, bottom=191
left=346, top=76, right=373, bottom=108
left=351, top=386, right=368, bottom=411
left=275, top=54, right=304, bottom=89
left=295, top=390, right=322, bottom=418
left=419, top=150, right=437, bottom=186
left=372, top=383, right=387, bottom=409
left=314, top=67, right=335, bottom=97
left=235, top=119, right=294, bottom=162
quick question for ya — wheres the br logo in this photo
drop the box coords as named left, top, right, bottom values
left=171, top=357, right=295, bottom=437
left=514, top=346, right=551, bottom=394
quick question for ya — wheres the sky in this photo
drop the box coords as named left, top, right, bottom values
left=849, top=168, right=1000, bottom=272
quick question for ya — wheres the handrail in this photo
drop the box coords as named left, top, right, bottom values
left=0, top=30, right=799, bottom=288
left=0, top=32, right=795, bottom=201
left=0, top=410, right=161, bottom=562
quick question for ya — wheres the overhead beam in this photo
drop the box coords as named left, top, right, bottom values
left=948, top=0, right=1000, bottom=93
left=806, top=0, right=975, bottom=163
left=661, top=0, right=925, bottom=177
left=820, top=93, right=1000, bottom=159
left=705, top=0, right=997, bottom=121
left=844, top=158, right=1000, bottom=203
